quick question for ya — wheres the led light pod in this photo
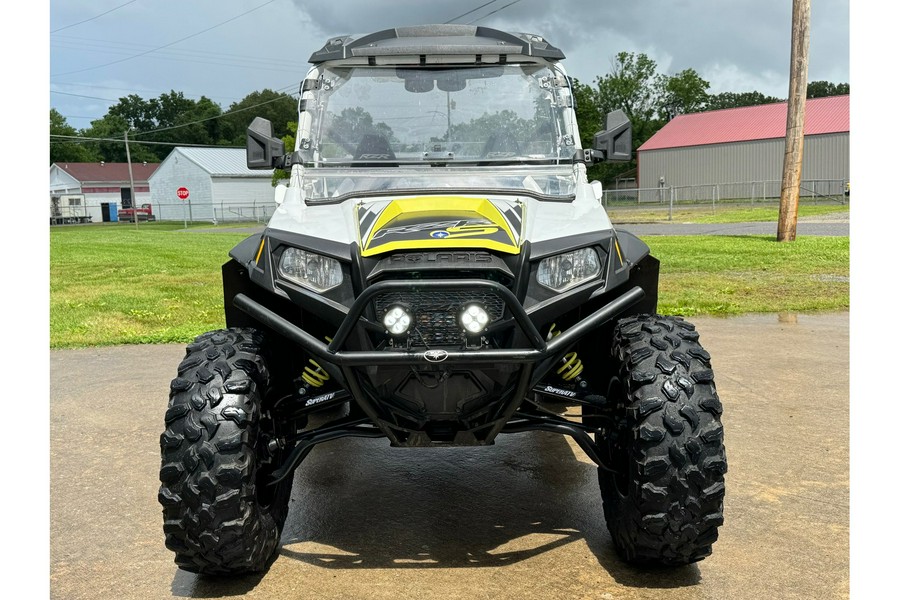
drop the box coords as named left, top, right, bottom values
left=383, top=305, right=413, bottom=336
left=459, top=303, right=490, bottom=334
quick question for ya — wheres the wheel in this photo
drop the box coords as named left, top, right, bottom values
left=158, top=328, right=293, bottom=574
left=598, top=314, right=726, bottom=566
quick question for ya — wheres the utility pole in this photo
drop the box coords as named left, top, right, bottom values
left=124, top=129, right=138, bottom=229
left=777, top=0, right=811, bottom=241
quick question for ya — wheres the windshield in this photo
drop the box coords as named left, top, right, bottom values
left=297, top=64, right=579, bottom=203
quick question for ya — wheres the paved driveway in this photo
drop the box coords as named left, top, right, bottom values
left=50, top=312, right=848, bottom=599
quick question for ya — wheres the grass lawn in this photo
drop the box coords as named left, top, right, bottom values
left=49, top=224, right=849, bottom=348
left=51, top=224, right=249, bottom=348
left=648, top=235, right=849, bottom=316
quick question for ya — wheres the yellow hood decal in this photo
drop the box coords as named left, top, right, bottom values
left=357, top=196, right=524, bottom=257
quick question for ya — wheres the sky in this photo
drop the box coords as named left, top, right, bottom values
left=48, top=0, right=850, bottom=130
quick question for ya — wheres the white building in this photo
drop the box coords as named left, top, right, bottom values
left=149, top=147, right=276, bottom=223
left=49, top=161, right=159, bottom=223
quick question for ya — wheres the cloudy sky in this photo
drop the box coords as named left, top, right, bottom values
left=48, top=0, right=850, bottom=129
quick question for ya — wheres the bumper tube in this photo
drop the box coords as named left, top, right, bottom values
left=232, top=285, right=645, bottom=367
left=234, top=283, right=644, bottom=468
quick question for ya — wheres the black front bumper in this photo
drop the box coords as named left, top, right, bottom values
left=233, top=280, right=645, bottom=447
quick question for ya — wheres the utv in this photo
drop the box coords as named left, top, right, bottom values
left=158, top=25, right=726, bottom=574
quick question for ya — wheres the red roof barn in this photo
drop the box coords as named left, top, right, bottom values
left=49, top=161, right=160, bottom=223
left=635, top=95, right=849, bottom=200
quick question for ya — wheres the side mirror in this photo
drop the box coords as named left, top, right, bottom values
left=591, top=110, right=632, bottom=163
left=246, top=117, right=285, bottom=169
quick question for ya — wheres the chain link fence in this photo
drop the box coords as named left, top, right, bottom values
left=602, top=178, right=848, bottom=220
left=58, top=178, right=847, bottom=226
left=150, top=200, right=278, bottom=225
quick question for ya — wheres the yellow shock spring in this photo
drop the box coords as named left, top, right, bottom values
left=301, top=337, right=333, bottom=388
left=547, top=324, right=585, bottom=382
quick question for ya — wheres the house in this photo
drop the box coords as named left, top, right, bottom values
left=49, top=161, right=159, bottom=223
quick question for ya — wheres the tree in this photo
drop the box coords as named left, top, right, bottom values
left=571, top=78, right=602, bottom=150
left=50, top=109, right=97, bottom=164
left=108, top=94, right=157, bottom=131
left=272, top=121, right=297, bottom=185
left=806, top=80, right=849, bottom=98
left=579, top=53, right=667, bottom=184
left=88, top=91, right=227, bottom=162
left=704, top=91, right=783, bottom=111
left=128, top=91, right=225, bottom=160
left=593, top=52, right=664, bottom=146
left=660, top=68, right=710, bottom=118
left=80, top=114, right=156, bottom=164
left=448, top=109, right=534, bottom=152
left=219, top=89, right=297, bottom=147
left=322, top=107, right=395, bottom=157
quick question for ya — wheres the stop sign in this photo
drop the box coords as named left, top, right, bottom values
left=176, top=187, right=190, bottom=200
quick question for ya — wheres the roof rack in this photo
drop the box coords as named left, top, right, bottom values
left=309, top=24, right=564, bottom=64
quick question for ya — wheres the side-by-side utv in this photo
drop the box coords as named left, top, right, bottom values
left=158, top=25, right=726, bottom=575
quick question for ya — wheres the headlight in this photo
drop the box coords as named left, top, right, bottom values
left=536, top=247, right=601, bottom=292
left=278, top=247, right=343, bottom=292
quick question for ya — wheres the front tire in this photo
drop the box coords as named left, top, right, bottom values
left=598, top=315, right=726, bottom=566
left=158, top=328, right=292, bottom=574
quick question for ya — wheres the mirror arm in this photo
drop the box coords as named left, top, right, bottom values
left=274, top=151, right=302, bottom=170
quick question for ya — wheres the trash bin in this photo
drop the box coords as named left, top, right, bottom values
left=110, top=203, right=118, bottom=222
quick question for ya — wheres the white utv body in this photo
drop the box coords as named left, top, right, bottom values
left=158, top=25, right=726, bottom=575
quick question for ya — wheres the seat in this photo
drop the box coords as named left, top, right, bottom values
left=353, top=133, right=397, bottom=166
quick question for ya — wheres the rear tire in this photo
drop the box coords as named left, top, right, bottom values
left=598, top=314, right=726, bottom=566
left=158, top=328, right=292, bottom=574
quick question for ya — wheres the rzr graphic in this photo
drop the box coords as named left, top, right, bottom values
left=371, top=218, right=495, bottom=240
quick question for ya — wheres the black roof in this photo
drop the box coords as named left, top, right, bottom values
left=309, top=24, right=565, bottom=64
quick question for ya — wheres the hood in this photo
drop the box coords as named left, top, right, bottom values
left=357, top=196, right=524, bottom=257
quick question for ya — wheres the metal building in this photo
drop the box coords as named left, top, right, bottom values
left=636, top=95, right=849, bottom=200
left=149, top=147, right=275, bottom=223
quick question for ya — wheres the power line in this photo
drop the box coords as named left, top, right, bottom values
left=466, top=0, right=526, bottom=24
left=52, top=89, right=298, bottom=144
left=51, top=90, right=121, bottom=103
left=50, top=0, right=139, bottom=34
left=51, top=81, right=301, bottom=118
left=51, top=0, right=280, bottom=78
left=52, top=33, right=287, bottom=67
left=51, top=81, right=245, bottom=103
left=50, top=134, right=241, bottom=149
left=444, top=1, right=501, bottom=24
left=50, top=38, right=303, bottom=74
left=52, top=84, right=298, bottom=141
left=51, top=41, right=304, bottom=76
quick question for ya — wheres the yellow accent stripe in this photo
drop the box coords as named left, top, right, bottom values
left=362, top=196, right=520, bottom=257
left=614, top=238, right=623, bottom=266
left=255, top=237, right=266, bottom=264
left=365, top=238, right=520, bottom=256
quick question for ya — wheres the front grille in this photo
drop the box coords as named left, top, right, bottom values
left=373, top=288, right=506, bottom=347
